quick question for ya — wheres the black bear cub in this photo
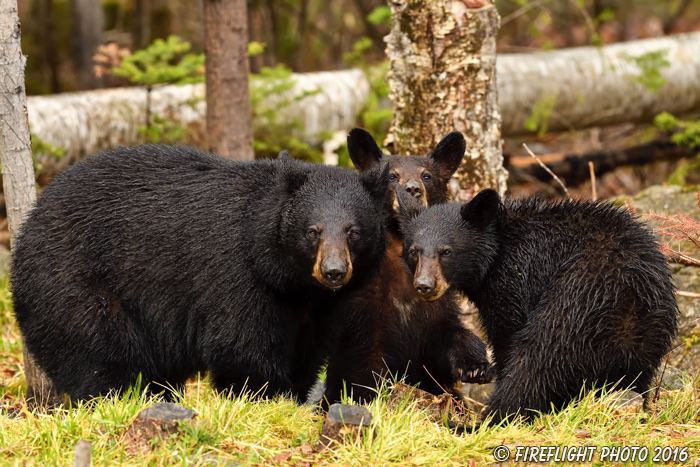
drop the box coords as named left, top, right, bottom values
left=397, top=188, right=678, bottom=424
left=323, top=129, right=492, bottom=406
left=12, top=144, right=389, bottom=402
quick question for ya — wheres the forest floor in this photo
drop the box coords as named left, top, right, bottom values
left=1, top=276, right=699, bottom=466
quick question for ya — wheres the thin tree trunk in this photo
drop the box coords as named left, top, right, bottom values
left=38, top=0, right=60, bottom=93
left=0, top=0, right=60, bottom=405
left=385, top=0, right=507, bottom=196
left=70, top=0, right=104, bottom=90
left=134, top=0, right=152, bottom=49
left=203, top=0, right=254, bottom=160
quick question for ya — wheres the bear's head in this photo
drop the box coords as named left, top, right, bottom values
left=396, top=187, right=502, bottom=300
left=346, top=128, right=465, bottom=217
left=279, top=158, right=389, bottom=291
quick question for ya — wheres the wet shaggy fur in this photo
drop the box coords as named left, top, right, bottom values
left=12, top=144, right=389, bottom=402
left=322, top=129, right=492, bottom=406
left=397, top=188, right=678, bottom=424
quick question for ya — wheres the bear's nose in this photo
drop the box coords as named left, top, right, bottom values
left=415, top=277, right=435, bottom=298
left=404, top=181, right=423, bottom=198
left=321, top=265, right=348, bottom=287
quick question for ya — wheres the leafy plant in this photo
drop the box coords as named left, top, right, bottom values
left=249, top=64, right=322, bottom=162
left=622, top=49, right=671, bottom=94
left=524, top=93, right=558, bottom=137
left=30, top=132, right=66, bottom=177
left=110, top=35, right=205, bottom=87
left=655, top=112, right=700, bottom=149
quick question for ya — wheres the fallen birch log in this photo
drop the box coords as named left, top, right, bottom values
left=26, top=33, right=700, bottom=177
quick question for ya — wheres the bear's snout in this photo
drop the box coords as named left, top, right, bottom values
left=313, top=237, right=353, bottom=290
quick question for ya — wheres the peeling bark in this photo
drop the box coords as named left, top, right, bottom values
left=0, top=0, right=60, bottom=405
left=385, top=0, right=507, bottom=196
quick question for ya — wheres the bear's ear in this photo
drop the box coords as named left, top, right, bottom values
left=277, top=149, right=292, bottom=160
left=348, top=128, right=383, bottom=172
left=359, top=161, right=390, bottom=204
left=428, top=131, right=466, bottom=180
left=279, top=158, right=309, bottom=196
left=396, top=184, right=425, bottom=225
left=461, top=189, right=501, bottom=231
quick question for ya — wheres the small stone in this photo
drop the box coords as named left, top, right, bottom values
left=187, top=454, right=240, bottom=466
left=655, top=365, right=690, bottom=391
left=317, top=404, right=372, bottom=450
left=137, top=402, right=194, bottom=422
left=607, top=390, right=644, bottom=413
left=73, top=439, right=91, bottom=467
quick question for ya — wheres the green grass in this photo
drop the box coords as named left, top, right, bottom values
left=1, top=276, right=699, bottom=466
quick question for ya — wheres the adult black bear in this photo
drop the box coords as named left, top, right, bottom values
left=323, top=129, right=492, bottom=406
left=396, top=188, right=678, bottom=424
left=12, top=144, right=389, bottom=402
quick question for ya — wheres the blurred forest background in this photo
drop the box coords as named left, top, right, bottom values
left=13, top=0, right=700, bottom=203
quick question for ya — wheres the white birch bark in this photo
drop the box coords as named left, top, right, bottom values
left=24, top=32, right=700, bottom=177
left=0, top=0, right=59, bottom=405
left=27, top=69, right=370, bottom=177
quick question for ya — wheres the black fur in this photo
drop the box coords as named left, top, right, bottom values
left=397, top=188, right=678, bottom=424
left=12, top=144, right=389, bottom=402
left=323, top=129, right=492, bottom=406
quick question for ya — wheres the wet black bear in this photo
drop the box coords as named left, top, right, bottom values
left=12, top=144, right=389, bottom=402
left=323, top=129, right=492, bottom=406
left=396, top=188, right=678, bottom=424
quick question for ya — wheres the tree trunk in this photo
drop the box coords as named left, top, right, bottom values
left=70, top=0, right=104, bottom=90
left=134, top=0, right=152, bottom=49
left=0, top=0, right=60, bottom=405
left=385, top=0, right=507, bottom=196
left=38, top=0, right=60, bottom=93
left=203, top=0, right=254, bottom=160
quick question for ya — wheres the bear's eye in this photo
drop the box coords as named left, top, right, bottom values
left=422, top=173, right=432, bottom=182
left=389, top=173, right=399, bottom=182
left=440, top=248, right=452, bottom=257
left=408, top=248, right=417, bottom=257
left=348, top=230, right=360, bottom=240
left=307, top=229, right=318, bottom=239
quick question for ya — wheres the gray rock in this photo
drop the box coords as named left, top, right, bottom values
left=187, top=454, right=240, bottom=466
left=616, top=186, right=700, bottom=375
left=606, top=390, right=644, bottom=413
left=137, top=402, right=194, bottom=422
left=655, top=365, right=691, bottom=391
left=73, top=439, right=91, bottom=467
left=318, top=404, right=372, bottom=450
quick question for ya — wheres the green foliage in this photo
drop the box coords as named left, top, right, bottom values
left=250, top=64, right=322, bottom=162
left=622, top=49, right=671, bottom=94
left=248, top=41, right=266, bottom=57
left=343, top=32, right=393, bottom=161
left=31, top=132, right=66, bottom=176
left=524, top=93, right=558, bottom=137
left=111, top=35, right=205, bottom=87
left=138, top=114, right=188, bottom=144
left=655, top=112, right=700, bottom=148
left=656, top=112, right=700, bottom=186
left=367, top=6, right=392, bottom=27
